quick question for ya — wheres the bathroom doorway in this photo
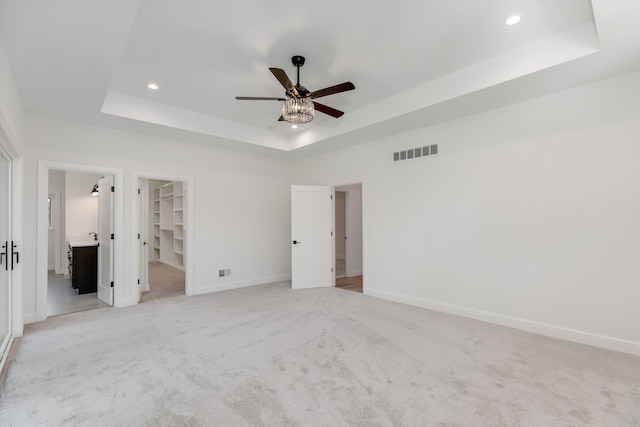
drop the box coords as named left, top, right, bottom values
left=46, top=169, right=113, bottom=316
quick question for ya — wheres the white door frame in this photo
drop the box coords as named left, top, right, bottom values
left=132, top=171, right=194, bottom=296
left=36, top=161, right=124, bottom=321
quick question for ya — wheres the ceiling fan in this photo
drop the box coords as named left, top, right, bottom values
left=236, top=55, right=355, bottom=124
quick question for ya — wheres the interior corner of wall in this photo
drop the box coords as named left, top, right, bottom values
left=23, top=312, right=37, bottom=325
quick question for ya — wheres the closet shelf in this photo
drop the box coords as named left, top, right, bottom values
left=153, top=181, right=185, bottom=270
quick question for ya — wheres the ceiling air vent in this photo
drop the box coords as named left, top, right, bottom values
left=393, top=144, right=438, bottom=162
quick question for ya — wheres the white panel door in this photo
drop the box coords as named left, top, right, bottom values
left=0, top=149, right=11, bottom=358
left=291, top=185, right=334, bottom=289
left=97, top=175, right=114, bottom=305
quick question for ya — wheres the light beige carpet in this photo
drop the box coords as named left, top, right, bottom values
left=141, top=262, right=185, bottom=303
left=1, top=282, right=639, bottom=426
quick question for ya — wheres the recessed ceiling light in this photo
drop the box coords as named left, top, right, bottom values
left=291, top=125, right=298, bottom=129
left=505, top=15, right=521, bottom=26
left=147, top=83, right=159, bottom=90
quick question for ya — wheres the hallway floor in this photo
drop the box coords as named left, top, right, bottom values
left=336, top=275, right=363, bottom=293
left=335, top=257, right=363, bottom=293
left=47, top=270, right=110, bottom=317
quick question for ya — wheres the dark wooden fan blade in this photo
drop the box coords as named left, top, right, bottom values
left=313, top=101, right=344, bottom=118
left=309, top=82, right=355, bottom=99
left=236, top=96, right=286, bottom=101
left=269, top=68, right=299, bottom=97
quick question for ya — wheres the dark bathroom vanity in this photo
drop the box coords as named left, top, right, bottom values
left=67, top=241, right=98, bottom=294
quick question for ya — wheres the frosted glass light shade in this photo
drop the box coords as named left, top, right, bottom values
left=283, top=97, right=314, bottom=124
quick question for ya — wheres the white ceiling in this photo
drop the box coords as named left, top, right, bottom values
left=1, top=1, right=638, bottom=160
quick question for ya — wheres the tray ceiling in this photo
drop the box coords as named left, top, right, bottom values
left=1, top=1, right=638, bottom=159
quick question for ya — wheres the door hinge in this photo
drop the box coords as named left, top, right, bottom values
left=330, top=195, right=333, bottom=200
left=110, top=233, right=114, bottom=240
left=331, top=231, right=333, bottom=236
left=137, top=279, right=140, bottom=285
left=110, top=281, right=114, bottom=288
left=331, top=267, right=334, bottom=272
left=137, top=188, right=141, bottom=195
left=137, top=233, right=140, bottom=239
left=111, top=186, right=115, bottom=192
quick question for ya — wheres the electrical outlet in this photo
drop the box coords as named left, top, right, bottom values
left=225, top=269, right=231, bottom=276
left=410, top=275, right=416, bottom=285
left=218, top=270, right=225, bottom=277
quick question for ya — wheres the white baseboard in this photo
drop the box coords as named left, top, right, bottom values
left=191, top=274, right=291, bottom=296
left=0, top=336, right=16, bottom=377
left=24, top=312, right=37, bottom=324
left=118, top=297, right=139, bottom=308
left=365, top=287, right=640, bottom=357
left=348, top=269, right=363, bottom=277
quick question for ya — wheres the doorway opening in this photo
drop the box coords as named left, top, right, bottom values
left=334, top=184, right=363, bottom=293
left=137, top=178, right=187, bottom=303
left=46, top=169, right=114, bottom=316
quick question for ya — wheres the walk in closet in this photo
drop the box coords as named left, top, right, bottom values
left=153, top=181, right=184, bottom=269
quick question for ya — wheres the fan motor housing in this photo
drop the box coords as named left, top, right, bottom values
left=291, top=55, right=306, bottom=67
left=294, top=85, right=309, bottom=97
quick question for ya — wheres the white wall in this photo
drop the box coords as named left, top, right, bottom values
left=0, top=38, right=24, bottom=152
left=64, top=171, right=101, bottom=239
left=335, top=192, right=346, bottom=259
left=293, top=71, right=640, bottom=355
left=22, top=116, right=294, bottom=321
left=346, top=186, right=363, bottom=276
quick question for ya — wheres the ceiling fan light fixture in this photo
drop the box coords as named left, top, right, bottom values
left=283, top=97, right=314, bottom=124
